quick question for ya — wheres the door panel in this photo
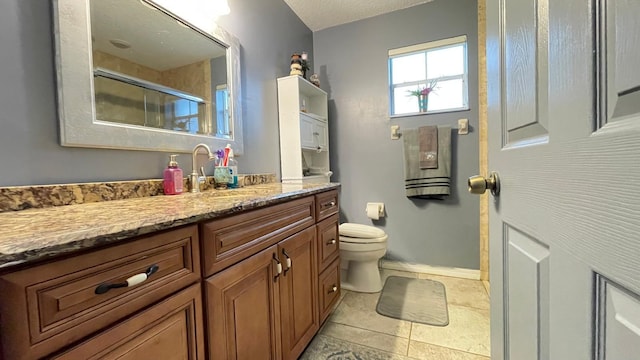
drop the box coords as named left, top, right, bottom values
left=596, top=276, right=640, bottom=360
left=300, top=115, right=315, bottom=149
left=503, top=0, right=548, bottom=145
left=505, top=226, right=549, bottom=360
left=314, top=120, right=328, bottom=150
left=487, top=0, right=640, bottom=358
left=602, top=0, right=640, bottom=123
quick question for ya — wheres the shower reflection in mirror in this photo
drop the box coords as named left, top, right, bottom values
left=90, top=0, right=231, bottom=138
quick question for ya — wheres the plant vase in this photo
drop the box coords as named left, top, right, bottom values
left=418, top=94, right=429, bottom=113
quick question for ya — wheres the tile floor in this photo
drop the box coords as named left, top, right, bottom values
left=304, top=269, right=491, bottom=359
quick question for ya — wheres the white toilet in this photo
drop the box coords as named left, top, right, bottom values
left=339, top=223, right=388, bottom=293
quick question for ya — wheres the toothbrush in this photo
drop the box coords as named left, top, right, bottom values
left=222, top=145, right=231, bottom=166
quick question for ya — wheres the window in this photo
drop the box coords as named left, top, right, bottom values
left=389, top=35, right=468, bottom=116
left=215, top=85, right=230, bottom=137
left=167, top=98, right=206, bottom=134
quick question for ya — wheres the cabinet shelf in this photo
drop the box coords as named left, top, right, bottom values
left=304, top=174, right=329, bottom=181
left=278, top=75, right=331, bottom=184
left=300, top=111, right=326, bottom=122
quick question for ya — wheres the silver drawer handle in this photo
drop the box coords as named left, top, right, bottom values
left=322, top=201, right=336, bottom=209
left=327, top=239, right=336, bottom=245
left=329, top=285, right=338, bottom=294
left=95, top=264, right=159, bottom=295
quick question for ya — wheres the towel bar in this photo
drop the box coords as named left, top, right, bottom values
left=390, top=124, right=467, bottom=140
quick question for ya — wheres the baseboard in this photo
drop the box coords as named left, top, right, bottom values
left=379, top=260, right=481, bottom=280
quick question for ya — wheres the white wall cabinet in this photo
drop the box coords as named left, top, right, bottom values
left=277, top=75, right=331, bottom=183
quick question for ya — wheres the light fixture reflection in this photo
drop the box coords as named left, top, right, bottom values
left=149, top=0, right=230, bottom=33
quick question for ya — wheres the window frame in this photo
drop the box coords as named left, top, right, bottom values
left=388, top=35, right=469, bottom=117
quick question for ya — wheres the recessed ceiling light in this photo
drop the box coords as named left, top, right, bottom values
left=109, top=39, right=131, bottom=49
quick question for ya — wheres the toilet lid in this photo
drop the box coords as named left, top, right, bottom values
left=339, top=223, right=387, bottom=239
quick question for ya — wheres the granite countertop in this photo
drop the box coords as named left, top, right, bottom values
left=0, top=182, right=340, bottom=270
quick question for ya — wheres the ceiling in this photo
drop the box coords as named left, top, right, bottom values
left=282, top=0, right=434, bottom=31
left=91, top=0, right=226, bottom=71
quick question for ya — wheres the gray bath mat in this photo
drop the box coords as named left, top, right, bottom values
left=376, top=276, right=449, bottom=326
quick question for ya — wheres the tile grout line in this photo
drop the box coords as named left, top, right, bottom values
left=327, top=317, right=411, bottom=340
left=409, top=339, right=491, bottom=359
left=482, top=280, right=490, bottom=297
left=410, top=302, right=491, bottom=358
left=407, top=320, right=414, bottom=356
left=407, top=278, right=418, bottom=347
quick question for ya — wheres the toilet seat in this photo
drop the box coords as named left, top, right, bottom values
left=339, top=223, right=387, bottom=244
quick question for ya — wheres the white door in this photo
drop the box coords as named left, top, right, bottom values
left=484, top=0, right=640, bottom=359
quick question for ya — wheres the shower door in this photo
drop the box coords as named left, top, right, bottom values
left=485, top=0, right=640, bottom=358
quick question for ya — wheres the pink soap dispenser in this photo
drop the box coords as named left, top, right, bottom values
left=163, top=154, right=183, bottom=195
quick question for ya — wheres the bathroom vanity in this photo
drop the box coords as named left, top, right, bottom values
left=0, top=184, right=340, bottom=360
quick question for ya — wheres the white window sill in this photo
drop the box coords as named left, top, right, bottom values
left=390, top=106, right=470, bottom=118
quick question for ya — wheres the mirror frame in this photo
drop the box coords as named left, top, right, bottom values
left=52, top=0, right=243, bottom=154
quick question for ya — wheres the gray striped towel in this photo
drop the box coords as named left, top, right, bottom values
left=403, top=126, right=451, bottom=199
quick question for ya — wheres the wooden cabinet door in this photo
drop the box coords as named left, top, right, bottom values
left=205, top=244, right=282, bottom=360
left=52, top=284, right=205, bottom=360
left=278, top=226, right=319, bottom=360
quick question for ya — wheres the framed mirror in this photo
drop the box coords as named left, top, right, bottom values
left=53, top=0, right=243, bottom=154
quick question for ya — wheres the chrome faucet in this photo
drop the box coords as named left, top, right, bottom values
left=190, top=143, right=217, bottom=193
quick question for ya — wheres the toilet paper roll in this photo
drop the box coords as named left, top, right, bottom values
left=366, top=202, right=384, bottom=220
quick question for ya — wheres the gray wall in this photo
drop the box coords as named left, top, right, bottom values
left=0, top=0, right=311, bottom=186
left=1, top=0, right=479, bottom=269
left=314, top=0, right=480, bottom=269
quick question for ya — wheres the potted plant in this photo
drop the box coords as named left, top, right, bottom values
left=407, top=79, right=438, bottom=112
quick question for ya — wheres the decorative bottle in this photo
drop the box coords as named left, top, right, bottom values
left=163, top=154, right=183, bottom=195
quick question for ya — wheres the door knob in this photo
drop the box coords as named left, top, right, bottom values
left=468, top=171, right=500, bottom=196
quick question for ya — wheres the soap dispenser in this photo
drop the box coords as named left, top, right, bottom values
left=163, top=154, right=183, bottom=195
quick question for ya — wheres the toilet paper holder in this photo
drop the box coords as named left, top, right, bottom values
left=366, top=202, right=385, bottom=219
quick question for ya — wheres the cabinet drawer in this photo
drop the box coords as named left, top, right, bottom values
left=315, top=190, right=338, bottom=221
left=317, top=214, right=339, bottom=272
left=318, top=258, right=341, bottom=324
left=52, top=283, right=205, bottom=360
left=0, top=225, right=200, bottom=360
left=201, top=196, right=315, bottom=276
